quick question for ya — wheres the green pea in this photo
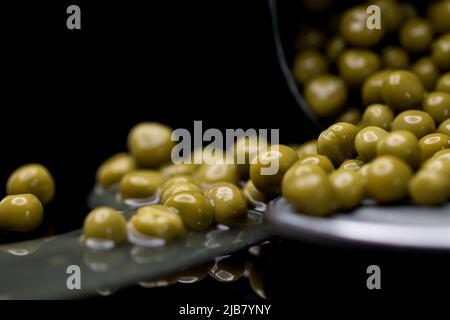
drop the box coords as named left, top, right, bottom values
left=304, top=74, right=347, bottom=117
left=164, top=191, right=214, bottom=230
left=282, top=165, right=338, bottom=216
left=206, top=182, right=248, bottom=227
left=437, top=119, right=450, bottom=136
left=0, top=194, right=44, bottom=233
left=340, top=5, right=385, bottom=48
left=130, top=205, right=186, bottom=240
left=7, top=164, right=55, bottom=205
left=382, top=46, right=409, bottom=69
left=366, top=156, right=413, bottom=203
left=400, top=18, right=434, bottom=53
left=391, top=110, right=436, bottom=139
left=120, top=170, right=165, bottom=200
left=355, top=126, right=388, bottom=162
left=329, top=170, right=364, bottom=210
left=298, top=154, right=335, bottom=173
left=381, top=71, right=425, bottom=112
left=422, top=92, right=450, bottom=124
left=361, top=104, right=394, bottom=130
left=376, top=130, right=421, bottom=169
left=409, top=170, right=450, bottom=205
left=317, top=122, right=359, bottom=167
left=250, top=145, right=298, bottom=199
left=195, top=163, right=239, bottom=187
left=127, top=122, right=175, bottom=168
left=419, top=133, right=450, bottom=161
left=96, top=153, right=137, bottom=189
left=411, top=57, right=440, bottom=91
left=435, top=72, right=450, bottom=93
left=292, top=50, right=328, bottom=85
left=432, top=33, right=450, bottom=71
left=338, top=49, right=381, bottom=88
left=362, top=70, right=392, bottom=106
left=83, top=207, right=127, bottom=244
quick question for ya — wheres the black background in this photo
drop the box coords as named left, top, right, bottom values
left=1, top=0, right=450, bottom=311
left=2, top=0, right=315, bottom=232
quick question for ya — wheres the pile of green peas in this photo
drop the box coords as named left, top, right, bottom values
left=283, top=0, right=450, bottom=216
left=0, top=164, right=55, bottom=233
left=85, top=122, right=262, bottom=246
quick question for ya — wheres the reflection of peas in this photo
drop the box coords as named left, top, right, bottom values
left=0, top=236, right=55, bottom=256
left=249, top=263, right=267, bottom=299
left=178, top=261, right=214, bottom=284
left=138, top=274, right=179, bottom=288
left=96, top=286, right=120, bottom=297
left=209, top=255, right=246, bottom=282
left=130, top=244, right=178, bottom=264
left=83, top=249, right=126, bottom=273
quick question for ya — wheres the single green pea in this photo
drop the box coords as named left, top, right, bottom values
left=329, top=170, right=364, bottom=210
left=409, top=170, right=450, bottom=205
left=366, top=156, right=413, bottom=203
left=376, top=130, right=421, bottom=169
left=339, top=159, right=364, bottom=171
left=127, top=122, right=175, bottom=168
left=250, top=145, right=299, bottom=199
left=0, top=194, right=44, bottom=233
left=164, top=191, right=214, bottom=231
left=296, top=140, right=317, bottom=158
left=423, top=92, right=450, bottom=124
left=292, top=50, right=329, bottom=85
left=421, top=157, right=450, bottom=178
left=355, top=126, right=389, bottom=162
left=298, top=154, right=335, bottom=173
left=96, top=153, right=137, bottom=189
left=120, top=170, right=165, bottom=200
left=419, top=133, right=450, bottom=161
left=361, top=104, right=394, bottom=130
left=381, top=71, right=425, bottom=112
left=195, top=163, right=239, bottom=187
left=436, top=72, right=450, bottom=93
left=391, top=110, right=436, bottom=139
left=338, top=49, right=381, bottom=88
left=83, top=207, right=127, bottom=244
left=411, top=57, right=440, bottom=91
left=336, top=108, right=361, bottom=125
left=161, top=182, right=202, bottom=204
left=437, top=119, right=450, bottom=136
left=400, top=18, right=434, bottom=53
left=340, top=5, right=385, bottom=48
left=303, top=74, right=347, bottom=117
left=362, top=70, right=392, bottom=106
left=130, top=205, right=186, bottom=240
left=6, top=164, right=55, bottom=205
left=282, top=166, right=338, bottom=216
left=317, top=122, right=359, bottom=167
left=382, top=46, right=409, bottom=69
left=432, top=33, right=450, bottom=71
left=206, top=182, right=248, bottom=227
left=427, top=0, right=450, bottom=34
